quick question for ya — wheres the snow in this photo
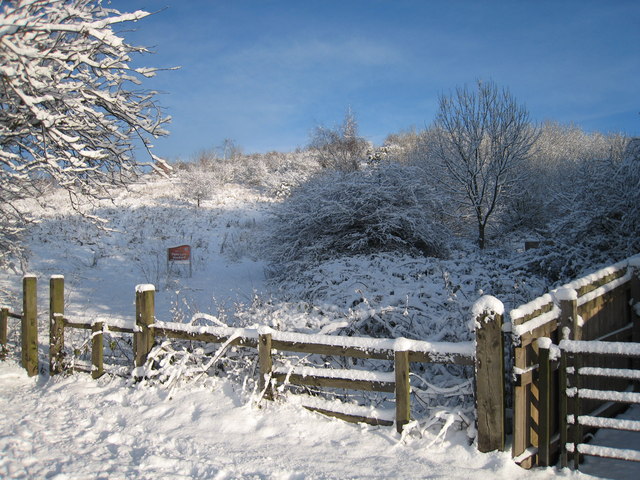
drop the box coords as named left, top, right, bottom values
left=579, top=367, right=640, bottom=380
left=471, top=295, right=504, bottom=329
left=509, top=294, right=554, bottom=323
left=273, top=365, right=396, bottom=383
left=537, top=337, right=553, bottom=350
left=2, top=173, right=639, bottom=478
left=136, top=283, right=156, bottom=293
left=511, top=304, right=561, bottom=337
left=559, top=339, right=640, bottom=356
left=574, top=415, right=640, bottom=432
left=567, top=387, right=640, bottom=404
left=575, top=272, right=633, bottom=307
left=0, top=360, right=568, bottom=480
left=553, top=287, right=577, bottom=302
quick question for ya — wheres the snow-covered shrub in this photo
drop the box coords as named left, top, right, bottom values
left=178, top=168, right=216, bottom=207
left=267, top=163, right=450, bottom=275
left=518, top=138, right=640, bottom=281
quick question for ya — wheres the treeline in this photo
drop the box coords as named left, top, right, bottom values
left=175, top=82, right=638, bottom=282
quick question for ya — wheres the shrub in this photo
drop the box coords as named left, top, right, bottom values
left=267, top=163, right=449, bottom=274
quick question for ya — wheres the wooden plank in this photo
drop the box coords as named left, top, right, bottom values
left=537, top=342, right=552, bottom=466
left=576, top=267, right=628, bottom=298
left=155, top=327, right=256, bottom=347
left=475, top=310, right=505, bottom=452
left=408, top=350, right=474, bottom=365
left=49, top=276, right=65, bottom=375
left=91, top=322, right=104, bottom=379
left=0, top=306, right=7, bottom=358
left=271, top=339, right=392, bottom=360
left=395, top=350, right=411, bottom=433
left=22, top=275, right=38, bottom=377
left=7, top=311, right=23, bottom=320
left=105, top=325, right=136, bottom=334
left=63, top=320, right=92, bottom=330
left=303, top=406, right=394, bottom=427
left=134, top=286, right=155, bottom=372
left=559, top=349, right=569, bottom=468
left=258, top=333, right=273, bottom=399
left=273, top=372, right=395, bottom=393
left=512, top=343, right=530, bottom=464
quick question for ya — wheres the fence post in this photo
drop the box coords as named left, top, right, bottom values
left=49, top=275, right=65, bottom=375
left=473, top=296, right=505, bottom=452
left=559, top=343, right=568, bottom=468
left=1, top=306, right=8, bottom=359
left=258, top=332, right=273, bottom=400
left=22, top=275, right=38, bottom=377
left=630, top=264, right=640, bottom=390
left=394, top=348, right=411, bottom=433
left=92, top=321, right=104, bottom=379
left=557, top=288, right=579, bottom=341
left=537, top=338, right=552, bottom=466
left=134, top=284, right=155, bottom=377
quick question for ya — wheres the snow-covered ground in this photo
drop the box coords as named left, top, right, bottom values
left=0, top=360, right=575, bottom=480
left=1, top=176, right=638, bottom=479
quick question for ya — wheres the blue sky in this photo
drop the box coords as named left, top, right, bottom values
left=108, top=0, right=640, bottom=160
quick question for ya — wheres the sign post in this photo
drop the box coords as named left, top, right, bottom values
left=167, top=245, right=192, bottom=277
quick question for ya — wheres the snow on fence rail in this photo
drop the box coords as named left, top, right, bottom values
left=554, top=338, right=640, bottom=469
left=0, top=274, right=505, bottom=452
left=508, top=253, right=640, bottom=469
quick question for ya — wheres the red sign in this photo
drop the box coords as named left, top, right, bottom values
left=167, top=245, right=191, bottom=263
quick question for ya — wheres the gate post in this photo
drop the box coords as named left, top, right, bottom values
left=22, top=275, right=38, bottom=377
left=537, top=338, right=553, bottom=466
left=49, top=275, right=65, bottom=375
left=557, top=287, right=579, bottom=341
left=473, top=296, right=505, bottom=452
left=0, top=306, right=8, bottom=358
left=258, top=332, right=273, bottom=400
left=394, top=348, right=411, bottom=433
left=134, top=284, right=155, bottom=378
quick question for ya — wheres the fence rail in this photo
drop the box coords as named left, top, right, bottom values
left=557, top=338, right=640, bottom=468
left=0, top=274, right=504, bottom=448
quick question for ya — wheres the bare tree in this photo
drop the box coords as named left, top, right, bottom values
left=0, top=0, right=170, bottom=265
left=309, top=107, right=369, bottom=172
left=432, top=80, right=538, bottom=248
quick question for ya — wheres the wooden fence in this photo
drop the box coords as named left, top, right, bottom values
left=557, top=339, right=640, bottom=467
left=0, top=275, right=506, bottom=451
left=509, top=255, right=640, bottom=468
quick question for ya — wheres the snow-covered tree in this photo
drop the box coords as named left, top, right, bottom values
left=0, top=0, right=170, bottom=265
left=268, top=163, right=450, bottom=276
left=309, top=107, right=369, bottom=172
left=431, top=80, right=538, bottom=249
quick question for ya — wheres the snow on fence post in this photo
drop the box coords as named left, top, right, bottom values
left=258, top=332, right=273, bottom=400
left=92, top=321, right=104, bottom=379
left=473, top=295, right=505, bottom=452
left=49, top=276, right=65, bottom=375
left=557, top=287, right=579, bottom=341
left=536, top=338, right=553, bottom=466
left=134, top=285, right=155, bottom=377
left=22, top=275, right=38, bottom=377
left=394, top=342, right=411, bottom=433
left=0, top=306, right=8, bottom=358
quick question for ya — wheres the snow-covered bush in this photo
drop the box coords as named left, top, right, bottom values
left=267, top=163, right=450, bottom=275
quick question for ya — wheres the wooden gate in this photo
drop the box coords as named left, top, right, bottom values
left=555, top=339, right=640, bottom=468
left=509, top=256, right=640, bottom=468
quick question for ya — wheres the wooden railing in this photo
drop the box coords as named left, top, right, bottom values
left=509, top=254, right=640, bottom=468
left=0, top=274, right=507, bottom=451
